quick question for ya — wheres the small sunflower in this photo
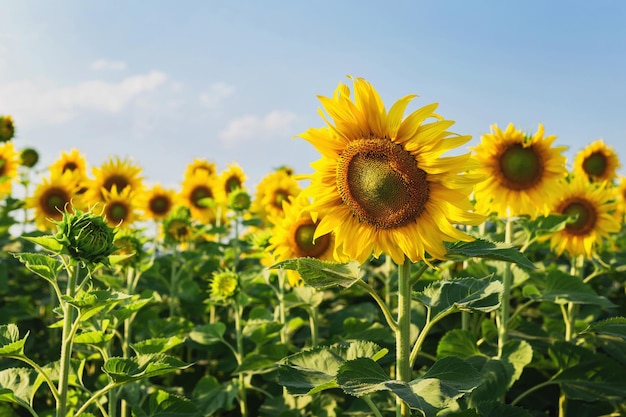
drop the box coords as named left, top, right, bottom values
left=138, top=183, right=176, bottom=221
left=178, top=169, right=225, bottom=224
left=220, top=162, right=247, bottom=195
left=614, top=176, right=626, bottom=222
left=87, top=156, right=144, bottom=203
left=0, top=141, right=20, bottom=196
left=0, top=115, right=15, bottom=142
left=251, top=169, right=302, bottom=225
left=161, top=206, right=195, bottom=245
left=26, top=171, right=84, bottom=231
left=298, top=76, right=484, bottom=265
left=101, top=186, right=140, bottom=229
left=184, top=158, right=217, bottom=178
left=573, top=139, right=621, bottom=183
left=50, top=149, right=89, bottom=178
left=472, top=123, right=568, bottom=218
left=543, top=175, right=620, bottom=258
left=209, top=268, right=239, bottom=302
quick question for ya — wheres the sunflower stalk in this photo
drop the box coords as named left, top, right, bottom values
left=497, top=216, right=514, bottom=357
left=395, top=258, right=413, bottom=417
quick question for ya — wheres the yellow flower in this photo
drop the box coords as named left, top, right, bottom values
left=50, top=148, right=89, bottom=178
left=87, top=156, right=144, bottom=203
left=138, top=183, right=176, bottom=221
left=267, top=195, right=341, bottom=286
left=472, top=123, right=568, bottom=218
left=178, top=169, right=225, bottom=224
left=0, top=141, right=20, bottom=196
left=161, top=206, right=195, bottom=245
left=101, top=186, right=140, bottom=229
left=220, top=162, right=247, bottom=195
left=184, top=158, right=217, bottom=178
left=614, top=176, right=626, bottom=222
left=26, top=171, right=84, bottom=231
left=544, top=175, right=620, bottom=258
left=573, top=139, right=621, bottom=183
left=251, top=169, right=302, bottom=225
left=298, top=76, right=484, bottom=265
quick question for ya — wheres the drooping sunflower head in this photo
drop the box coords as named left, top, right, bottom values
left=138, top=183, right=176, bottom=221
left=0, top=115, right=15, bottom=143
left=101, top=186, right=140, bottom=229
left=25, top=171, right=84, bottom=231
left=220, top=162, right=247, bottom=195
left=472, top=123, right=568, bottom=218
left=178, top=169, right=226, bottom=224
left=251, top=169, right=302, bottom=225
left=0, top=141, right=20, bottom=196
left=543, top=174, right=620, bottom=258
left=184, top=158, right=217, bottom=179
left=573, top=139, right=621, bottom=183
left=87, top=156, right=144, bottom=203
left=19, top=147, right=40, bottom=168
left=298, top=76, right=485, bottom=265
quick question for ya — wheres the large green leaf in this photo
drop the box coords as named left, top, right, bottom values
left=582, top=317, right=626, bottom=339
left=436, top=329, right=482, bottom=359
left=191, top=376, right=238, bottom=416
left=12, top=252, right=62, bottom=285
left=103, top=354, right=191, bottom=383
left=73, top=330, right=114, bottom=347
left=445, top=238, right=536, bottom=269
left=0, top=368, right=36, bottom=407
left=0, top=324, right=28, bottom=356
left=20, top=236, right=64, bottom=253
left=188, top=322, right=226, bottom=346
left=524, top=269, right=615, bottom=307
left=132, top=389, right=201, bottom=417
left=131, top=336, right=185, bottom=355
left=581, top=317, right=626, bottom=365
left=269, top=258, right=362, bottom=289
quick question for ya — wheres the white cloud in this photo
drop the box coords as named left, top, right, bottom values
left=0, top=71, right=168, bottom=126
left=218, top=110, right=297, bottom=147
left=199, top=82, right=235, bottom=107
left=90, top=59, right=127, bottom=71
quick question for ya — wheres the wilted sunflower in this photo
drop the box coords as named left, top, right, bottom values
left=0, top=141, right=20, bottom=196
left=138, top=183, right=176, bottom=221
left=26, top=171, right=83, bottom=231
left=543, top=175, right=620, bottom=258
left=298, top=76, right=484, bottom=265
left=472, top=123, right=568, bottom=218
left=220, top=162, right=247, bottom=195
left=178, top=169, right=225, bottom=224
left=573, top=139, right=621, bottom=183
left=251, top=169, right=302, bottom=225
left=87, top=156, right=144, bottom=203
left=101, top=186, right=140, bottom=229
left=184, top=158, right=217, bottom=178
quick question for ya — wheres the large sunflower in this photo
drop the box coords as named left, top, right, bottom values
left=472, top=123, right=568, bottom=218
left=573, top=139, right=621, bottom=183
left=138, top=183, right=176, bottom=221
left=25, top=171, right=83, bottom=231
left=87, top=156, right=144, bottom=203
left=298, top=77, right=484, bottom=265
left=178, top=169, right=225, bottom=224
left=101, top=186, right=140, bottom=229
left=251, top=169, right=302, bottom=225
left=0, top=141, right=20, bottom=196
left=544, top=175, right=620, bottom=258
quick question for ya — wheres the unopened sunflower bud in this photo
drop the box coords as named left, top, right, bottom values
left=0, top=115, right=15, bottom=143
left=20, top=147, right=39, bottom=168
left=54, top=208, right=117, bottom=266
left=228, top=188, right=251, bottom=212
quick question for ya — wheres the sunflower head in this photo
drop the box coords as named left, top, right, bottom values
left=161, top=206, right=195, bottom=244
left=0, top=115, right=15, bottom=143
left=54, top=206, right=118, bottom=266
left=87, top=156, right=144, bottom=203
left=101, top=186, right=139, bottom=229
left=184, top=158, right=217, bottom=178
left=209, top=268, right=239, bottom=302
left=139, top=183, right=176, bottom=221
left=251, top=169, right=302, bottom=225
left=220, top=163, right=247, bottom=195
left=228, top=188, right=252, bottom=213
left=472, top=123, right=568, bottom=218
left=26, top=171, right=83, bottom=231
left=20, top=147, right=39, bottom=168
left=0, top=141, right=20, bottom=196
left=113, top=229, right=148, bottom=267
left=573, top=140, right=621, bottom=183
left=179, top=169, right=225, bottom=224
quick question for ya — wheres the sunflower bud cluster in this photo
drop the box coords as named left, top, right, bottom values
left=0, top=115, right=15, bottom=143
left=54, top=208, right=117, bottom=266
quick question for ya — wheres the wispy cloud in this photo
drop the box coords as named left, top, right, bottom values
left=199, top=82, right=235, bottom=107
left=218, top=110, right=297, bottom=147
left=90, top=59, right=128, bottom=71
left=0, top=71, right=168, bottom=126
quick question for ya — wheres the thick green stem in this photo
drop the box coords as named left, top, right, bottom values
left=277, top=270, right=288, bottom=345
left=57, top=263, right=80, bottom=417
left=234, top=300, right=248, bottom=417
left=308, top=305, right=319, bottom=346
left=396, top=259, right=413, bottom=417
left=498, top=217, right=513, bottom=357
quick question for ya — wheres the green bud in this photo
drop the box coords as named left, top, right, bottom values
left=20, top=147, right=39, bottom=168
left=228, top=188, right=251, bottom=212
left=0, top=115, right=15, bottom=143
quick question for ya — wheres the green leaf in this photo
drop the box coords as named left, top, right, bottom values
left=582, top=317, right=626, bottom=339
left=0, top=368, right=36, bottom=407
left=20, top=236, right=64, bottom=253
left=192, top=376, right=238, bottom=416
left=415, top=277, right=503, bottom=319
left=527, top=269, right=615, bottom=307
left=269, top=258, right=362, bottom=289
left=32, top=359, right=85, bottom=396
left=103, top=354, right=191, bottom=383
left=501, top=340, right=533, bottom=386
left=113, top=295, right=153, bottom=321
left=243, top=320, right=283, bottom=346
left=73, top=331, right=114, bottom=347
left=445, top=238, right=536, bottom=269
left=131, top=336, right=185, bottom=355
left=436, top=329, right=482, bottom=359
left=520, top=213, right=570, bottom=235
left=188, top=322, right=226, bottom=345
left=336, top=357, right=391, bottom=396
left=0, top=324, right=28, bottom=356
left=132, top=389, right=201, bottom=417
left=12, top=252, right=62, bottom=285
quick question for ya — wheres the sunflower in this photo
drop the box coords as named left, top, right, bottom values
left=87, top=156, right=144, bottom=203
left=220, top=162, right=247, bottom=195
left=573, top=139, right=621, bottom=183
left=50, top=149, right=89, bottom=178
left=25, top=171, right=83, bottom=231
left=251, top=169, right=302, bottom=225
left=298, top=76, right=484, bottom=265
left=161, top=206, right=196, bottom=245
left=543, top=175, right=620, bottom=258
left=178, top=169, right=225, bottom=224
left=471, top=123, right=568, bottom=218
left=0, top=115, right=15, bottom=142
left=614, top=176, right=626, bottom=222
left=101, top=186, right=140, bottom=229
left=138, top=183, right=176, bottom=221
left=184, top=158, right=217, bottom=178
left=0, top=141, right=20, bottom=196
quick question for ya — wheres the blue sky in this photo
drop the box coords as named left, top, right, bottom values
left=1, top=1, right=625, bottom=191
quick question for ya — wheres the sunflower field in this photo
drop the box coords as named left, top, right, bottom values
left=1, top=77, right=625, bottom=417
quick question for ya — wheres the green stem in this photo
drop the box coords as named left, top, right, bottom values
left=57, top=262, right=80, bottom=417
left=169, top=247, right=180, bottom=317
left=308, top=305, right=319, bottom=346
left=511, top=379, right=558, bottom=406
left=409, top=309, right=454, bottom=367
left=234, top=300, right=248, bottom=417
left=277, top=270, right=287, bottom=345
left=363, top=395, right=384, bottom=417
left=7, top=355, right=60, bottom=402
left=396, top=258, right=413, bottom=417
left=498, top=216, right=513, bottom=357
left=74, top=382, right=122, bottom=417
left=355, top=280, right=399, bottom=332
